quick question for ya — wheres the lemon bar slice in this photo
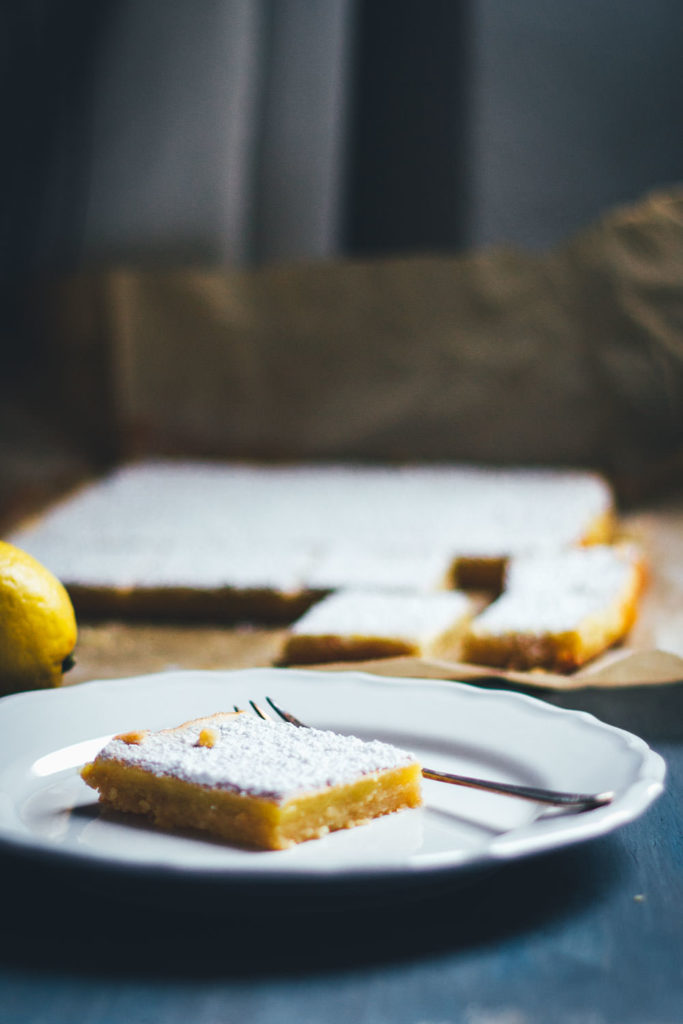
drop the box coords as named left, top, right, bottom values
left=461, top=545, right=644, bottom=672
left=80, top=711, right=422, bottom=850
left=282, top=588, right=475, bottom=665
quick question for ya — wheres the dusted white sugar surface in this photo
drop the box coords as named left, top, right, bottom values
left=471, top=547, right=636, bottom=634
left=291, top=588, right=473, bottom=641
left=6, top=460, right=613, bottom=591
left=96, top=714, right=416, bottom=802
left=304, top=545, right=453, bottom=592
left=5, top=539, right=314, bottom=592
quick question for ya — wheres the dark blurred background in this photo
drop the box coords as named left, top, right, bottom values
left=1, top=0, right=683, bottom=511
left=4, top=1, right=683, bottom=284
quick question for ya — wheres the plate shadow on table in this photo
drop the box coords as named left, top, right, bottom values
left=0, top=830, right=634, bottom=980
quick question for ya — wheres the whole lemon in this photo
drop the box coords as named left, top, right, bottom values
left=0, top=541, right=77, bottom=693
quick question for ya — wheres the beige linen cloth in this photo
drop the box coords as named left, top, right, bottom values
left=34, top=187, right=683, bottom=499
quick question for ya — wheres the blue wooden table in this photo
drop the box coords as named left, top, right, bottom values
left=1, top=679, right=681, bottom=1024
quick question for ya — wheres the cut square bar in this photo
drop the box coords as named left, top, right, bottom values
left=461, top=545, right=644, bottom=672
left=282, top=588, right=475, bottom=664
left=81, top=710, right=422, bottom=850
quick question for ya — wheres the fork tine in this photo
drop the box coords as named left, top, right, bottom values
left=249, top=700, right=273, bottom=721
left=265, top=696, right=307, bottom=728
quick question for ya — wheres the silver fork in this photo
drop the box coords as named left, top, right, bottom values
left=237, top=697, right=614, bottom=814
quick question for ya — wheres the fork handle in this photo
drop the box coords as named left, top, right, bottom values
left=263, top=698, right=614, bottom=814
left=421, top=767, right=614, bottom=812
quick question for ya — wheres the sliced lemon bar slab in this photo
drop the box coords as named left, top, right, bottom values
left=81, top=710, right=422, bottom=850
left=8, top=461, right=614, bottom=618
left=282, top=588, right=475, bottom=665
left=461, top=545, right=644, bottom=672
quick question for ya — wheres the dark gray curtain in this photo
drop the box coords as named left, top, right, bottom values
left=3, top=1, right=683, bottom=316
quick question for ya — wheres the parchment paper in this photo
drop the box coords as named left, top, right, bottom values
left=304, top=649, right=683, bottom=691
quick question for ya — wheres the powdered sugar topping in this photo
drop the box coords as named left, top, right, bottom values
left=6, top=460, right=613, bottom=592
left=95, top=713, right=417, bottom=802
left=471, top=546, right=639, bottom=633
left=291, top=588, right=473, bottom=641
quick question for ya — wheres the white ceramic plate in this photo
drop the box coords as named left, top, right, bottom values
left=0, top=669, right=665, bottom=888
